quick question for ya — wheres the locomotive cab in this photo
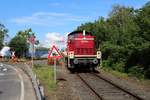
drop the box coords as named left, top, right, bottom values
left=66, top=30, right=101, bottom=71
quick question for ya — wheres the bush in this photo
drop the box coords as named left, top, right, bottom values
left=112, top=62, right=125, bottom=72
left=128, top=66, right=144, bottom=78
left=144, top=66, right=150, bottom=79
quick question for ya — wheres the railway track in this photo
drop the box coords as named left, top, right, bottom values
left=77, top=74, right=103, bottom=100
left=77, top=72, right=145, bottom=100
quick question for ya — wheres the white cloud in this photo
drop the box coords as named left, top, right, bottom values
left=43, top=32, right=67, bottom=49
left=46, top=32, right=64, bottom=43
left=11, top=12, right=92, bottom=27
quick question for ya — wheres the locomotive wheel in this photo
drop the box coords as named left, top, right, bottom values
left=69, top=68, right=75, bottom=73
left=65, top=58, right=68, bottom=67
left=91, top=67, right=96, bottom=72
left=68, top=63, right=76, bottom=73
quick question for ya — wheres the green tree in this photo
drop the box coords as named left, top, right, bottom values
left=9, top=28, right=35, bottom=57
left=9, top=35, right=28, bottom=57
left=76, top=2, right=150, bottom=79
left=136, top=1, right=150, bottom=42
left=92, top=17, right=108, bottom=48
left=131, top=2, right=150, bottom=78
left=107, top=5, right=139, bottom=45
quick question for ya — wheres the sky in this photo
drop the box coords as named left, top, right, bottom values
left=0, top=0, right=149, bottom=48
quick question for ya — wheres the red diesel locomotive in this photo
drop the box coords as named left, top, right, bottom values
left=65, top=30, right=101, bottom=70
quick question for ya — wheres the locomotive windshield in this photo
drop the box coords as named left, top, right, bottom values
left=68, top=31, right=92, bottom=36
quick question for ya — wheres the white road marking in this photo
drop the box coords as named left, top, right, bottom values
left=0, top=73, right=17, bottom=76
left=17, top=71, right=24, bottom=100
left=4, top=64, right=24, bottom=100
left=2, top=68, right=7, bottom=71
left=0, top=63, right=3, bottom=67
left=0, top=73, right=5, bottom=76
left=0, top=79, right=20, bottom=82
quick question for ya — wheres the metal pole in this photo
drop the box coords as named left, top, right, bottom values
left=100, top=55, right=102, bottom=68
left=32, top=43, right=34, bottom=68
left=54, top=58, right=56, bottom=84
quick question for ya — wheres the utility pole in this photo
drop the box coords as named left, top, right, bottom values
left=54, top=58, right=56, bottom=84
left=28, top=32, right=36, bottom=68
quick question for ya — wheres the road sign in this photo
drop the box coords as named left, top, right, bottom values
left=28, top=35, right=36, bottom=44
left=48, top=45, right=63, bottom=59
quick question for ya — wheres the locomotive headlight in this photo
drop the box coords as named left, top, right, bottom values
left=69, top=51, right=74, bottom=59
left=97, top=51, right=101, bottom=59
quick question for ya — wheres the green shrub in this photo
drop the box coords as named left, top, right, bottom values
left=102, top=60, right=112, bottom=68
left=144, top=66, right=150, bottom=79
left=128, top=66, right=144, bottom=78
left=112, top=62, right=125, bottom=72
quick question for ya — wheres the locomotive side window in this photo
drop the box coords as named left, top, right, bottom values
left=69, top=35, right=74, bottom=40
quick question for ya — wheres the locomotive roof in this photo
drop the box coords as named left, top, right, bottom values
left=68, top=31, right=92, bottom=36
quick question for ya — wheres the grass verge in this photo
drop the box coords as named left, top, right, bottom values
left=32, top=64, right=56, bottom=93
left=102, top=67, right=129, bottom=79
left=101, top=66, right=150, bottom=86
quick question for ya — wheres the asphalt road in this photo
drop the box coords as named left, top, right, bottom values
left=0, top=63, right=36, bottom=100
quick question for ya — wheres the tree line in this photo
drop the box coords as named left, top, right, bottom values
left=76, top=2, right=150, bottom=79
left=0, top=27, right=39, bottom=58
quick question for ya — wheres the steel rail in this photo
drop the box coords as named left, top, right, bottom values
left=92, top=73, right=144, bottom=100
left=77, top=74, right=104, bottom=100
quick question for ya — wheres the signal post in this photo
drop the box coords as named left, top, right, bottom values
left=47, top=45, right=63, bottom=84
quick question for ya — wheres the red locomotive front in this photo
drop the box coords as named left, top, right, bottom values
left=66, top=30, right=101, bottom=71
